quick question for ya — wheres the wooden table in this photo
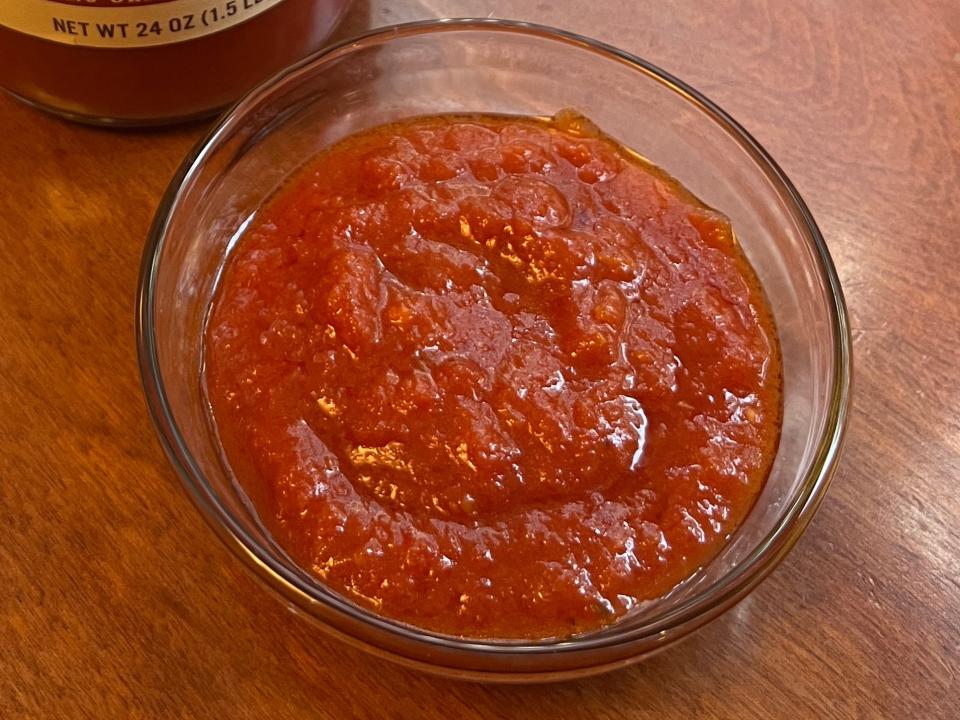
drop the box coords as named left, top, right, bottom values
left=2, top=1, right=957, bottom=717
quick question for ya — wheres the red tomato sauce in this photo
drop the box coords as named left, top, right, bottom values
left=205, top=113, right=782, bottom=639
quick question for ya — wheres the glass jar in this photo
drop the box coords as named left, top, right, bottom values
left=0, top=0, right=351, bottom=125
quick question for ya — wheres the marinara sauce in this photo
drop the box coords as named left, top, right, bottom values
left=205, top=113, right=782, bottom=639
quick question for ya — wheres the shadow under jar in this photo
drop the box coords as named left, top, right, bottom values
left=137, top=19, right=851, bottom=681
left=0, top=0, right=351, bottom=125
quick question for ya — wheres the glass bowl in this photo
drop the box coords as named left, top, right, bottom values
left=137, top=18, right=852, bottom=682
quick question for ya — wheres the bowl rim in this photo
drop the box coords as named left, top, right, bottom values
left=136, top=17, right=852, bottom=669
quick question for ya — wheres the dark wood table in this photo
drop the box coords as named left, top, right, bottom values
left=2, top=1, right=957, bottom=717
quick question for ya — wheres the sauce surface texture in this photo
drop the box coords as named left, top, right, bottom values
left=205, top=114, right=782, bottom=639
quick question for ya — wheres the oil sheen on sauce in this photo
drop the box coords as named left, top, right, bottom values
left=204, top=112, right=783, bottom=639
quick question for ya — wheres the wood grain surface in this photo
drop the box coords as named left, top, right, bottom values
left=1, top=1, right=958, bottom=717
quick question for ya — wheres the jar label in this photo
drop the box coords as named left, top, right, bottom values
left=0, top=0, right=286, bottom=48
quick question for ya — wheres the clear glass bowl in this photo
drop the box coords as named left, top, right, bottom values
left=137, top=19, right=852, bottom=682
